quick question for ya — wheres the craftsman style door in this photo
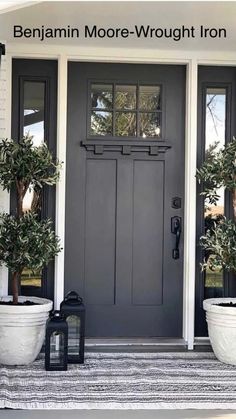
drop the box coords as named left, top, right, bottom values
left=65, top=63, right=185, bottom=337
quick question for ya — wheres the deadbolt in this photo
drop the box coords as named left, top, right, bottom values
left=172, top=197, right=181, bottom=209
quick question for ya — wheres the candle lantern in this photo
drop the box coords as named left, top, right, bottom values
left=60, top=291, right=85, bottom=364
left=45, top=310, right=68, bottom=371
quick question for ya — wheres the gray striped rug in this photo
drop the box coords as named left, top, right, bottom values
left=1, top=351, right=236, bottom=409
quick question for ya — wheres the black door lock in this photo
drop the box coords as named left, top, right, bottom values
left=171, top=216, right=181, bottom=259
left=172, top=197, right=181, bottom=209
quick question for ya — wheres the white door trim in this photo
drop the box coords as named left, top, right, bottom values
left=54, top=54, right=67, bottom=309
left=183, top=60, right=198, bottom=349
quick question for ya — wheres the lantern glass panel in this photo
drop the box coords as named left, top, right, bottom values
left=50, top=331, right=66, bottom=366
left=67, top=315, right=81, bottom=356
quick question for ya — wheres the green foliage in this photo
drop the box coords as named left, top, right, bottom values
left=0, top=135, right=61, bottom=192
left=197, top=138, right=236, bottom=205
left=200, top=218, right=236, bottom=272
left=198, top=137, right=236, bottom=274
left=0, top=212, right=61, bottom=273
left=0, top=135, right=62, bottom=302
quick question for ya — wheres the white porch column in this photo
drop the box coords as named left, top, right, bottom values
left=183, top=59, right=198, bottom=349
left=54, top=54, right=68, bottom=309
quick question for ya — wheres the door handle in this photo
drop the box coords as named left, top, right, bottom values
left=171, top=216, right=181, bottom=259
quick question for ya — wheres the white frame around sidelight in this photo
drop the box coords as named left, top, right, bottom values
left=2, top=42, right=236, bottom=349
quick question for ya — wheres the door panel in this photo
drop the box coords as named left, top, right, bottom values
left=85, top=159, right=116, bottom=305
left=132, top=160, right=164, bottom=306
left=65, top=63, right=185, bottom=337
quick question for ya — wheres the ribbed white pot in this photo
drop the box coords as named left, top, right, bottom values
left=203, top=298, right=236, bottom=365
left=0, top=296, right=53, bottom=365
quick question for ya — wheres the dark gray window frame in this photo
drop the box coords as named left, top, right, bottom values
left=11, top=58, right=58, bottom=300
left=195, top=68, right=236, bottom=337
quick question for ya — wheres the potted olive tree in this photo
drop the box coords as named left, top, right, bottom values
left=0, top=135, right=61, bottom=365
left=197, top=137, right=236, bottom=365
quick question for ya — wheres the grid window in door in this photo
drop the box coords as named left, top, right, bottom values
left=90, top=83, right=162, bottom=138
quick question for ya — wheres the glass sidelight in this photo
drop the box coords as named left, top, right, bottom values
left=203, top=87, right=226, bottom=298
left=22, top=81, right=46, bottom=215
left=21, top=80, right=47, bottom=289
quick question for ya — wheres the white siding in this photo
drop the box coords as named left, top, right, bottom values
left=0, top=55, right=7, bottom=139
left=0, top=52, right=9, bottom=295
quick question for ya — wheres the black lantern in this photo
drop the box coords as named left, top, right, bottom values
left=60, top=291, right=85, bottom=364
left=45, top=310, right=68, bottom=371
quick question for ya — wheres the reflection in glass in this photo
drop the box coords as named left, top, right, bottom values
left=139, top=85, right=161, bottom=110
left=115, top=112, right=136, bottom=136
left=91, top=111, right=113, bottom=136
left=204, top=88, right=226, bottom=295
left=24, top=81, right=45, bottom=146
left=115, top=85, right=136, bottom=110
left=23, top=81, right=45, bottom=215
left=67, top=315, right=81, bottom=356
left=49, top=332, right=65, bottom=365
left=91, top=84, right=113, bottom=109
left=140, top=113, right=161, bottom=138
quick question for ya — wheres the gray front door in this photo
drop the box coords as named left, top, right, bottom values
left=65, top=63, right=185, bottom=337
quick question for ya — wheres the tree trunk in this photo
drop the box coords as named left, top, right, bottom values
left=17, top=195, right=23, bottom=218
left=16, top=181, right=24, bottom=218
left=12, top=272, right=19, bottom=305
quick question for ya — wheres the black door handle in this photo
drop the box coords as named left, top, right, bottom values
left=171, top=216, right=181, bottom=259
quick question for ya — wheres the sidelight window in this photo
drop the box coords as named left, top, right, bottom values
left=12, top=58, right=57, bottom=299
left=202, top=87, right=227, bottom=298
left=20, top=80, right=47, bottom=290
left=90, top=83, right=162, bottom=138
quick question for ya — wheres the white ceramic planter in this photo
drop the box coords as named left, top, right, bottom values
left=0, top=296, right=53, bottom=365
left=203, top=298, right=236, bottom=365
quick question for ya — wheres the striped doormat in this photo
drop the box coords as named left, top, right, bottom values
left=1, top=351, right=236, bottom=410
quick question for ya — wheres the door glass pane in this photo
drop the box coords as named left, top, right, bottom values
left=91, top=111, right=113, bottom=136
left=115, top=85, right=136, bottom=110
left=89, top=82, right=162, bottom=138
left=91, top=84, right=113, bottom=109
left=115, top=112, right=136, bottom=136
left=21, top=80, right=46, bottom=290
left=139, top=85, right=161, bottom=110
left=204, top=87, right=226, bottom=296
left=140, top=113, right=161, bottom=138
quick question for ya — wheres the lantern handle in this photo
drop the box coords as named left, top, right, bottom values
left=50, top=310, right=65, bottom=320
left=65, top=291, right=83, bottom=304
